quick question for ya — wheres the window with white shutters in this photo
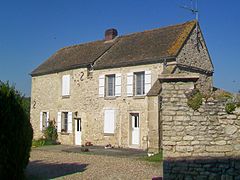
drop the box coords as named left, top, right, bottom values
left=104, top=109, right=115, bottom=134
left=58, top=112, right=72, bottom=133
left=62, top=75, right=70, bottom=96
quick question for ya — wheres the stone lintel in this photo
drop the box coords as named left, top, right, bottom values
left=158, top=73, right=199, bottom=82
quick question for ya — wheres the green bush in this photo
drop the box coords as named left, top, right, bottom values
left=44, top=121, right=58, bottom=142
left=187, top=89, right=203, bottom=110
left=0, top=81, right=33, bottom=179
left=225, top=103, right=236, bottom=114
left=32, top=138, right=58, bottom=147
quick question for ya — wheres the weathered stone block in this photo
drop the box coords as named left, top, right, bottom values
left=177, top=141, right=191, bottom=146
left=176, top=145, right=194, bottom=152
left=174, top=126, right=185, bottom=132
left=215, top=140, right=227, bottom=145
left=183, top=135, right=194, bottom=141
left=191, top=141, right=200, bottom=145
left=206, top=145, right=233, bottom=152
left=225, top=125, right=238, bottom=135
left=163, top=141, right=176, bottom=146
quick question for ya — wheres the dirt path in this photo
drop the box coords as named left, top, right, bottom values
left=26, top=149, right=162, bottom=180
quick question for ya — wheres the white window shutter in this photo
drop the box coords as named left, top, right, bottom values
left=46, top=112, right=49, bottom=127
left=127, top=72, right=133, bottom=96
left=68, top=112, right=72, bottom=133
left=144, top=70, right=151, bottom=94
left=115, top=74, right=121, bottom=96
left=104, top=109, right=115, bottom=134
left=57, top=112, right=61, bottom=132
left=40, top=112, right=43, bottom=131
left=99, top=75, right=105, bottom=97
left=62, top=75, right=70, bottom=96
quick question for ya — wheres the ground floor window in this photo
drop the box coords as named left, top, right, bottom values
left=40, top=111, right=49, bottom=131
left=61, top=112, right=68, bottom=132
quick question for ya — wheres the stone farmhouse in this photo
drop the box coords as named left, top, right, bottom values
left=30, top=20, right=213, bottom=153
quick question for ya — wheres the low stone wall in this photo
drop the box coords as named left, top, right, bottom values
left=160, top=77, right=240, bottom=158
left=164, top=157, right=240, bottom=179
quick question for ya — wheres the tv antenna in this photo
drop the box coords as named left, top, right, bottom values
left=180, top=0, right=199, bottom=21
left=180, top=0, right=203, bottom=51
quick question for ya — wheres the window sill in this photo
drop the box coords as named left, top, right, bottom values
left=104, top=133, right=114, bottom=136
left=104, top=96, right=117, bottom=100
left=62, top=95, right=70, bottom=99
left=60, top=132, right=70, bottom=135
left=133, top=95, right=145, bottom=99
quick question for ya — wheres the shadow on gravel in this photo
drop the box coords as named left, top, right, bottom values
left=25, top=160, right=87, bottom=179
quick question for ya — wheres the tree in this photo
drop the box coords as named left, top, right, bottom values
left=0, top=81, right=33, bottom=179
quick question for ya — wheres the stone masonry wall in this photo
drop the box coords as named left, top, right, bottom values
left=176, top=26, right=214, bottom=94
left=164, top=157, right=240, bottom=179
left=31, top=63, right=163, bottom=149
left=161, top=81, right=240, bottom=158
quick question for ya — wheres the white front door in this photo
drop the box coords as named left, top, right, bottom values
left=75, top=119, right=82, bottom=145
left=131, top=114, right=140, bottom=145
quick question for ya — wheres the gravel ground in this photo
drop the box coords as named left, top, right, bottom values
left=26, top=149, right=162, bottom=180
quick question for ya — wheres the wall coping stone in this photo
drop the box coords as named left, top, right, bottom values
left=159, top=73, right=199, bottom=82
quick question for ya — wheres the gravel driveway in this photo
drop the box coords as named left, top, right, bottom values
left=26, top=148, right=162, bottom=180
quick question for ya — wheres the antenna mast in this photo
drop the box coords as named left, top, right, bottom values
left=180, top=0, right=202, bottom=51
left=180, top=0, right=199, bottom=21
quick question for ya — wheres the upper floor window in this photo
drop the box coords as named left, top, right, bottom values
left=134, top=72, right=145, bottom=96
left=127, top=71, right=151, bottom=97
left=62, top=75, right=70, bottom=96
left=106, top=74, right=115, bottom=97
left=99, top=74, right=121, bottom=97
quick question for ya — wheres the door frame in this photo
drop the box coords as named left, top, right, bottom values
left=129, top=113, right=140, bottom=148
left=75, top=118, right=82, bottom=145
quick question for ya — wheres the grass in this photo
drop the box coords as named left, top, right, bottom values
left=32, top=138, right=59, bottom=148
left=142, top=152, right=163, bottom=163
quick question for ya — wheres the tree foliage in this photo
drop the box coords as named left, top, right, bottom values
left=0, top=81, right=33, bottom=179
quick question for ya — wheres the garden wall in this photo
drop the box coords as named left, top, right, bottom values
left=160, top=74, right=240, bottom=158
left=160, top=74, right=240, bottom=179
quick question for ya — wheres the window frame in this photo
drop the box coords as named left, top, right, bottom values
left=42, top=112, right=48, bottom=130
left=61, top=112, right=68, bottom=132
left=105, top=74, right=116, bottom=97
left=134, top=71, right=145, bottom=96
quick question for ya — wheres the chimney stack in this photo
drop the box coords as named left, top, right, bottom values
left=105, top=28, right=118, bottom=41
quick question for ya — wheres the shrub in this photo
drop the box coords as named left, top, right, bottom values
left=0, top=81, right=33, bottom=179
left=32, top=138, right=46, bottom=147
left=225, top=102, right=236, bottom=114
left=187, top=89, right=203, bottom=110
left=44, top=121, right=58, bottom=142
left=32, top=138, right=58, bottom=147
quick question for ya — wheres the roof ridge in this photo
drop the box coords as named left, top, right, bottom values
left=57, top=39, right=107, bottom=52
left=54, top=20, right=197, bottom=52
left=118, top=20, right=196, bottom=38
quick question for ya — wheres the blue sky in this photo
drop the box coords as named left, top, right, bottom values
left=0, top=0, right=240, bottom=96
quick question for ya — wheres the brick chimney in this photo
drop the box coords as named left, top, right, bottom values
left=105, top=28, right=118, bottom=41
